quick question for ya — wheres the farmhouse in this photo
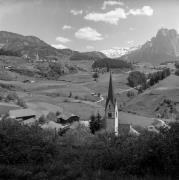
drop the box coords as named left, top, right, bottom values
left=9, top=109, right=37, bottom=121
left=57, top=112, right=79, bottom=125
left=104, top=72, right=139, bottom=136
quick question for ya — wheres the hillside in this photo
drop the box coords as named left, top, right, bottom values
left=0, top=31, right=63, bottom=59
left=124, top=75, right=179, bottom=118
left=0, top=31, right=106, bottom=62
left=70, top=51, right=106, bottom=61
left=122, top=28, right=179, bottom=64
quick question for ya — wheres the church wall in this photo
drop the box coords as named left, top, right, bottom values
left=105, top=100, right=115, bottom=133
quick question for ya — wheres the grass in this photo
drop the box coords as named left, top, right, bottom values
left=1, top=70, right=175, bottom=125
left=125, top=75, right=179, bottom=117
left=58, top=101, right=104, bottom=120
left=0, top=103, right=20, bottom=114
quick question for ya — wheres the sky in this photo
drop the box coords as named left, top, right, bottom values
left=0, top=0, right=179, bottom=51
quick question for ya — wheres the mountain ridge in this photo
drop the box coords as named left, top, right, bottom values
left=122, top=28, right=179, bottom=64
left=0, top=31, right=106, bottom=61
left=101, top=46, right=139, bottom=58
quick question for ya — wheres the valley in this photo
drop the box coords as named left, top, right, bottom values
left=1, top=59, right=178, bottom=128
left=0, top=28, right=179, bottom=129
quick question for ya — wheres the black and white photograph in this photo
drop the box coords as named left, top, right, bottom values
left=0, top=0, right=178, bottom=179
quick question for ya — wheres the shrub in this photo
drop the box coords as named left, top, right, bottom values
left=89, top=113, right=102, bottom=134
left=46, top=112, right=57, bottom=122
left=175, top=62, right=179, bottom=69
left=38, top=115, right=47, bottom=124
left=5, top=92, right=19, bottom=102
left=175, top=69, right=179, bottom=76
left=74, top=96, right=79, bottom=99
left=92, top=72, right=99, bottom=81
left=16, top=98, right=27, bottom=108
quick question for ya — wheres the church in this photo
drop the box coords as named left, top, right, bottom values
left=104, top=72, right=139, bottom=136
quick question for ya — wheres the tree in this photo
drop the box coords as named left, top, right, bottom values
left=16, top=98, right=27, bottom=108
left=127, top=91, right=135, bottom=97
left=46, top=112, right=57, bottom=122
left=89, top=113, right=101, bottom=134
left=38, top=115, right=47, bottom=124
left=69, top=91, right=72, bottom=98
left=128, top=71, right=146, bottom=87
left=93, top=72, right=99, bottom=81
left=175, top=62, right=179, bottom=69
left=175, top=69, right=179, bottom=76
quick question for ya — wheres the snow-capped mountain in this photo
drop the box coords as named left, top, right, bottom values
left=101, top=46, right=139, bottom=58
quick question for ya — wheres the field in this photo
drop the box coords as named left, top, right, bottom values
left=0, top=69, right=132, bottom=120
left=125, top=75, right=179, bottom=117
left=0, top=63, right=178, bottom=126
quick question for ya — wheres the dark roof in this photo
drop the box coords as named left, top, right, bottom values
left=105, top=71, right=116, bottom=110
left=9, top=109, right=37, bottom=119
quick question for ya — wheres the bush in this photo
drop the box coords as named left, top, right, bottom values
left=46, top=112, right=57, bottom=122
left=89, top=113, right=102, bottom=134
left=0, top=117, right=178, bottom=179
left=92, top=72, right=99, bottom=81
left=175, top=62, right=179, bottom=69
left=38, top=115, right=47, bottom=124
left=175, top=69, right=179, bottom=76
left=5, top=92, right=19, bottom=102
left=16, top=98, right=27, bottom=108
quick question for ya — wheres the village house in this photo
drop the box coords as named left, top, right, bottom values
left=9, top=108, right=37, bottom=121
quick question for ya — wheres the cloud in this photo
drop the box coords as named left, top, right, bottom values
left=128, top=6, right=154, bottom=16
left=70, top=9, right=83, bottom=15
left=84, top=8, right=127, bottom=25
left=86, top=45, right=94, bottom=50
left=51, top=44, right=67, bottom=49
left=75, top=27, right=103, bottom=41
left=102, top=1, right=124, bottom=10
left=56, top=36, right=71, bottom=43
left=62, top=25, right=72, bottom=30
left=85, top=6, right=154, bottom=25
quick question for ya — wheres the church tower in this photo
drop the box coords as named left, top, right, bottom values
left=105, top=72, right=119, bottom=135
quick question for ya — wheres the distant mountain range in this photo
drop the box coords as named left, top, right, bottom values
left=122, top=28, right=179, bottom=64
left=101, top=46, right=139, bottom=58
left=0, top=31, right=106, bottom=61
left=0, top=28, right=179, bottom=65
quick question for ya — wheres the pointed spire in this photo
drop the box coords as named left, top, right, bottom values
left=105, top=71, right=115, bottom=109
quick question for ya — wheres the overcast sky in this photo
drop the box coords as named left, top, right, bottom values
left=0, top=0, right=178, bottom=51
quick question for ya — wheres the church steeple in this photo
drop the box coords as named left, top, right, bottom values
left=104, top=71, right=119, bottom=135
left=105, top=71, right=115, bottom=110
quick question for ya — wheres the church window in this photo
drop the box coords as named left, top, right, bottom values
left=108, top=112, right=112, bottom=118
left=109, top=105, right=111, bottom=109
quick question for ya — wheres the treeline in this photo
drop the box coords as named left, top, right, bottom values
left=10, top=62, right=78, bottom=80
left=36, top=62, right=78, bottom=79
left=0, top=49, right=20, bottom=57
left=0, top=118, right=178, bottom=179
left=92, top=58, right=132, bottom=69
left=128, top=68, right=170, bottom=91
